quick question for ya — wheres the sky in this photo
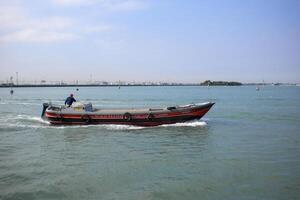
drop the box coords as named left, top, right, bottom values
left=0, top=0, right=299, bottom=83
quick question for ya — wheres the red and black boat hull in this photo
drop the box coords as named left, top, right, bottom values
left=42, top=102, right=214, bottom=126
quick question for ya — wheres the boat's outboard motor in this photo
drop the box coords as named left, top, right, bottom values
left=41, top=103, right=49, bottom=118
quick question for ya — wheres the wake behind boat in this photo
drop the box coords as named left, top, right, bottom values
left=41, top=102, right=215, bottom=127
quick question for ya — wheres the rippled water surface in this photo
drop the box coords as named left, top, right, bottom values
left=0, top=86, right=300, bottom=200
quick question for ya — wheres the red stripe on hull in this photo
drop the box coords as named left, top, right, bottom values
left=45, top=108, right=210, bottom=120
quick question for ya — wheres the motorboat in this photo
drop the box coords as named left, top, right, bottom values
left=41, top=102, right=215, bottom=126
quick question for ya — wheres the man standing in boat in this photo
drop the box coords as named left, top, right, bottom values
left=65, top=94, right=76, bottom=107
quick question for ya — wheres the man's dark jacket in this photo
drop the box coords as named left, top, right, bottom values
left=65, top=96, right=76, bottom=106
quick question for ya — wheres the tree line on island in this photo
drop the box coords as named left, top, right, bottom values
left=200, top=80, right=242, bottom=86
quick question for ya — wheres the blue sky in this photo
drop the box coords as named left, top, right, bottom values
left=0, top=0, right=299, bottom=83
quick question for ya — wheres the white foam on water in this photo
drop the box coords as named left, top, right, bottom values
left=92, top=120, right=207, bottom=130
left=101, top=124, right=146, bottom=130
left=31, top=117, right=50, bottom=125
left=95, top=120, right=207, bottom=130
left=161, top=120, right=207, bottom=127
left=16, top=115, right=50, bottom=124
left=45, top=124, right=146, bottom=130
left=0, top=115, right=48, bottom=129
left=3, top=123, right=144, bottom=130
left=3, top=114, right=208, bottom=130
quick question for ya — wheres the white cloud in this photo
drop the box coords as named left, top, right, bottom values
left=0, top=0, right=147, bottom=43
left=0, top=4, right=110, bottom=43
left=52, top=0, right=147, bottom=11
left=104, top=0, right=146, bottom=11
left=0, top=6, right=27, bottom=29
left=0, top=29, right=79, bottom=43
left=29, top=17, right=74, bottom=30
left=0, top=5, right=75, bottom=30
left=0, top=4, right=78, bottom=43
left=82, top=25, right=112, bottom=33
left=52, top=0, right=96, bottom=6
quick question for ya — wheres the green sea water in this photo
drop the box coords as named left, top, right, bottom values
left=0, top=86, right=299, bottom=200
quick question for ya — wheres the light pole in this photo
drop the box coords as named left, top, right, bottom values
left=16, top=72, right=18, bottom=85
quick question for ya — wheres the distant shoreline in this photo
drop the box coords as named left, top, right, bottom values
left=1, top=80, right=298, bottom=88
left=0, top=84, right=211, bottom=88
left=0, top=83, right=298, bottom=88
